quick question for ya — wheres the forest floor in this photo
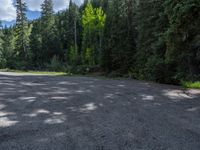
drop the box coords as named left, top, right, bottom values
left=0, top=72, right=200, bottom=150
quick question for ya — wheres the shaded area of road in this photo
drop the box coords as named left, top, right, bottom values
left=0, top=72, right=200, bottom=150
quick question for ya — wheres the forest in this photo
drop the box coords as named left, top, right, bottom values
left=0, top=0, right=200, bottom=85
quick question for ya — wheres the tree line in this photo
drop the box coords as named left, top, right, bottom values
left=0, top=0, right=200, bottom=84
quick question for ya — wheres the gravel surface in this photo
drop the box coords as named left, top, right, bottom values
left=0, top=72, right=200, bottom=150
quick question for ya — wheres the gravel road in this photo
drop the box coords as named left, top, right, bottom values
left=0, top=72, right=200, bottom=150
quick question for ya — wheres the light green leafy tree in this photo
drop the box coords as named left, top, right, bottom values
left=95, top=7, right=106, bottom=56
left=82, top=2, right=106, bottom=65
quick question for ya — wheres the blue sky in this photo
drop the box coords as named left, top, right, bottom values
left=0, top=0, right=83, bottom=26
left=26, top=10, right=41, bottom=20
left=2, top=11, right=40, bottom=26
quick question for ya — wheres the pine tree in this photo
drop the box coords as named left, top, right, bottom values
left=0, top=21, right=3, bottom=51
left=91, top=0, right=109, bottom=11
left=101, top=0, right=112, bottom=71
left=67, top=0, right=80, bottom=56
left=1, top=26, right=15, bottom=68
left=164, top=0, right=200, bottom=79
left=55, top=11, right=68, bottom=56
left=15, top=0, right=30, bottom=60
left=0, top=21, right=5, bottom=68
left=29, top=20, right=42, bottom=68
left=102, top=0, right=137, bottom=73
left=135, top=0, right=169, bottom=82
left=41, top=0, right=54, bottom=19
left=41, top=0, right=59, bottom=63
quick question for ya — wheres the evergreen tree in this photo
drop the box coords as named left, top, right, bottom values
left=55, top=11, right=68, bottom=58
left=101, top=0, right=112, bottom=71
left=67, top=0, right=81, bottom=64
left=91, top=0, right=109, bottom=11
left=0, top=21, right=3, bottom=51
left=135, top=0, right=169, bottom=82
left=0, top=21, right=5, bottom=68
left=15, top=0, right=30, bottom=61
left=102, top=0, right=137, bottom=73
left=2, top=26, right=16, bottom=68
left=0, top=0, right=199, bottom=84
left=164, top=0, right=200, bottom=80
left=29, top=20, right=42, bottom=68
left=41, top=0, right=58, bottom=63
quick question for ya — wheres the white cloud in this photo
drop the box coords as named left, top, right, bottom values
left=53, top=0, right=69, bottom=11
left=0, top=0, right=83, bottom=21
left=26, top=0, right=83, bottom=12
left=0, top=0, right=16, bottom=21
left=25, top=0, right=43, bottom=11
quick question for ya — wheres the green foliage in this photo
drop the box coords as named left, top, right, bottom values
left=84, top=47, right=95, bottom=65
left=67, top=0, right=81, bottom=51
left=1, top=27, right=15, bottom=68
left=95, top=7, right=106, bottom=30
left=0, top=22, right=4, bottom=68
left=68, top=46, right=78, bottom=65
left=82, top=3, right=96, bottom=29
left=41, top=0, right=61, bottom=63
left=0, top=21, right=3, bottom=51
left=144, top=57, right=167, bottom=83
left=67, top=64, right=100, bottom=75
left=0, top=0, right=200, bottom=87
left=82, top=2, right=106, bottom=65
left=135, top=0, right=168, bottom=82
left=0, top=51, right=6, bottom=69
left=182, top=81, right=200, bottom=89
left=0, top=69, right=68, bottom=75
left=102, top=0, right=137, bottom=73
left=164, top=0, right=200, bottom=79
left=15, top=0, right=31, bottom=61
left=48, top=55, right=64, bottom=71
left=29, top=20, right=42, bottom=68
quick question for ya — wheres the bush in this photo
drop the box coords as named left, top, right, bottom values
left=68, top=46, right=78, bottom=65
left=107, top=71, right=123, bottom=78
left=47, top=55, right=64, bottom=71
left=135, top=56, right=176, bottom=84
left=66, top=65, right=101, bottom=75
left=0, top=51, right=6, bottom=69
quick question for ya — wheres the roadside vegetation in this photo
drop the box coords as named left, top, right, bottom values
left=0, top=69, right=70, bottom=75
left=181, top=81, right=200, bottom=89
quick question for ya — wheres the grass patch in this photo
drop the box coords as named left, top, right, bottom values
left=0, top=69, right=71, bottom=76
left=181, top=81, right=200, bottom=89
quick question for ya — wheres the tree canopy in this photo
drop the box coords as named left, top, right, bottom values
left=0, top=0, right=200, bottom=84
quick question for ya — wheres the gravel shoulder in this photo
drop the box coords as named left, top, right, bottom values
left=0, top=72, right=200, bottom=150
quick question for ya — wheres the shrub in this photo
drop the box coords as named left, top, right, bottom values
left=0, top=51, right=6, bottom=69
left=48, top=55, right=64, bottom=71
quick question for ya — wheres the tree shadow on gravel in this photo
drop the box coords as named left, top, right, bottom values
left=0, top=74, right=200, bottom=150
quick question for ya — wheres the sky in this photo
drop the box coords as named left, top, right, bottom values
left=0, top=0, right=83, bottom=26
